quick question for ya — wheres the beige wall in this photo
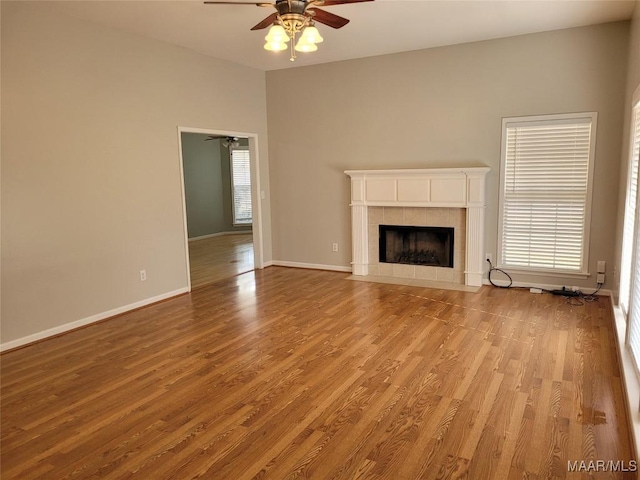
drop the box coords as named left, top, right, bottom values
left=615, top=2, right=640, bottom=299
left=266, top=22, right=629, bottom=289
left=628, top=3, right=640, bottom=97
left=182, top=134, right=226, bottom=238
left=1, top=2, right=272, bottom=345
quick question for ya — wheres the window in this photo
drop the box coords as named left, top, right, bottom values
left=230, top=147, right=252, bottom=225
left=624, top=93, right=640, bottom=374
left=628, top=211, right=640, bottom=372
left=620, top=102, right=640, bottom=315
left=498, top=113, right=597, bottom=275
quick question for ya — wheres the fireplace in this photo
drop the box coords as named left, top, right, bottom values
left=379, top=225, right=454, bottom=268
left=345, top=167, right=490, bottom=286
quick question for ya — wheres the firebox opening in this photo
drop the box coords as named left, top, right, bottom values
left=379, top=225, right=454, bottom=268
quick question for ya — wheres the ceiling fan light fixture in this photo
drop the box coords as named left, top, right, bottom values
left=205, top=0, right=371, bottom=62
left=264, top=40, right=288, bottom=51
left=264, top=24, right=290, bottom=42
left=294, top=38, right=318, bottom=52
left=222, top=137, right=240, bottom=148
left=300, top=25, right=323, bottom=44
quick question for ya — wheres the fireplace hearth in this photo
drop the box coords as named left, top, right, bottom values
left=379, top=225, right=454, bottom=268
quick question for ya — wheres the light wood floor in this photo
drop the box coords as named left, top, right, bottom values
left=1, top=267, right=635, bottom=479
left=189, top=233, right=254, bottom=288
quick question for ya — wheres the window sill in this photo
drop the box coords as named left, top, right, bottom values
left=496, top=266, right=589, bottom=280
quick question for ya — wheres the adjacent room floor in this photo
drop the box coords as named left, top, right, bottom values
left=188, top=233, right=254, bottom=288
left=1, top=267, right=634, bottom=479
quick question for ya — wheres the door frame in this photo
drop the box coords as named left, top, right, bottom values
left=177, top=126, right=265, bottom=291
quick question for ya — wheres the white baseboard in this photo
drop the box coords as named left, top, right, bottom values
left=189, top=232, right=225, bottom=241
left=262, top=260, right=274, bottom=268
left=0, top=287, right=189, bottom=352
left=270, top=261, right=352, bottom=273
left=188, top=230, right=251, bottom=242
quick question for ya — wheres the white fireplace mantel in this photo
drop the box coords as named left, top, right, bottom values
left=345, top=167, right=490, bottom=287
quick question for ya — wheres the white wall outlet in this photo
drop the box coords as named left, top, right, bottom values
left=597, top=273, right=605, bottom=284
left=140, top=269, right=147, bottom=282
left=597, top=260, right=606, bottom=273
left=332, top=243, right=339, bottom=252
left=485, top=253, right=492, bottom=264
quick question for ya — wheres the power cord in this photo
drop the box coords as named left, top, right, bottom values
left=552, top=283, right=603, bottom=306
left=487, top=258, right=529, bottom=289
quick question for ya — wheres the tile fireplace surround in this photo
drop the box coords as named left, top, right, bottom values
left=345, top=168, right=490, bottom=287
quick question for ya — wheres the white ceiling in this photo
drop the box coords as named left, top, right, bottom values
left=39, top=0, right=636, bottom=71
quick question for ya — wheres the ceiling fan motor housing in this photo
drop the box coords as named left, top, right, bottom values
left=275, top=0, right=308, bottom=16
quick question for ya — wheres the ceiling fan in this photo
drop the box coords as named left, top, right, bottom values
left=204, top=0, right=374, bottom=61
left=205, top=135, right=241, bottom=148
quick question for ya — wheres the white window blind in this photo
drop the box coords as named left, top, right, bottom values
left=498, top=113, right=596, bottom=274
left=628, top=189, right=640, bottom=372
left=625, top=99, right=640, bottom=375
left=230, top=148, right=252, bottom=225
left=620, top=102, right=640, bottom=315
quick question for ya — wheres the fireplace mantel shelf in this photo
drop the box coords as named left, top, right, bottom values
left=345, top=167, right=490, bottom=287
left=344, top=167, right=490, bottom=176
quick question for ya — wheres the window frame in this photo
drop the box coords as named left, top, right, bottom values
left=620, top=97, right=640, bottom=317
left=229, top=146, right=253, bottom=226
left=623, top=85, right=640, bottom=382
left=497, top=112, right=598, bottom=278
left=625, top=152, right=640, bottom=378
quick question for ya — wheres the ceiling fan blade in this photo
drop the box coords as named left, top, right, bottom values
left=308, top=8, right=349, bottom=29
left=316, top=0, right=373, bottom=5
left=250, top=12, right=279, bottom=30
left=204, top=1, right=273, bottom=6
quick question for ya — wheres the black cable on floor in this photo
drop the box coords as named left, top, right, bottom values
left=486, top=259, right=513, bottom=288
left=486, top=258, right=602, bottom=306
left=580, top=283, right=603, bottom=303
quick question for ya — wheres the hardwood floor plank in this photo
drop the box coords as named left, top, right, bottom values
left=189, top=233, right=254, bottom=288
left=493, top=391, right=529, bottom=480
left=410, top=398, right=464, bottom=479
left=525, top=379, right=554, bottom=473
left=1, top=267, right=634, bottom=479
left=459, top=372, right=504, bottom=459
left=305, top=384, right=402, bottom=479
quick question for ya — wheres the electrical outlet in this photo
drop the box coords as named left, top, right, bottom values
left=485, top=253, right=493, bottom=264
left=597, top=273, right=605, bottom=284
left=597, top=260, right=606, bottom=273
left=140, top=269, right=147, bottom=282
left=332, top=243, right=338, bottom=252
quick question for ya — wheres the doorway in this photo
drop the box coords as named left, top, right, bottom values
left=178, top=127, right=263, bottom=290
